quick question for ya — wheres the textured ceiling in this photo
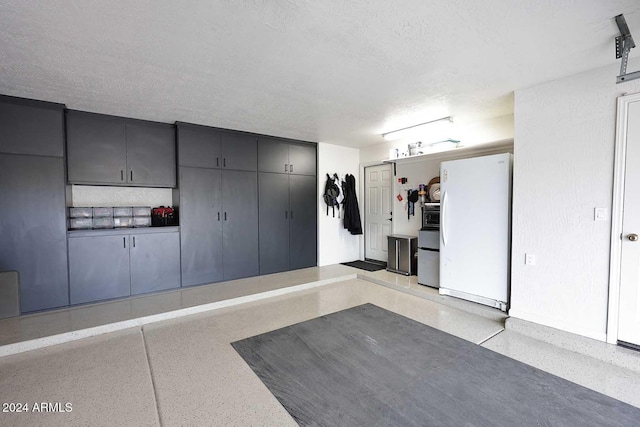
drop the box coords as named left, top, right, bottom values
left=1, top=1, right=639, bottom=148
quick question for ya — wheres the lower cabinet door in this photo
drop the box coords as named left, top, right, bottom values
left=69, top=235, right=131, bottom=305
left=258, top=173, right=290, bottom=274
left=222, top=170, right=259, bottom=280
left=130, top=232, right=180, bottom=295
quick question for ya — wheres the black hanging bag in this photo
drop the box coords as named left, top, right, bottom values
left=323, top=174, right=340, bottom=217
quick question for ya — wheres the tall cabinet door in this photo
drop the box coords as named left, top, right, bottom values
left=180, top=167, right=223, bottom=286
left=125, top=121, right=176, bottom=187
left=259, top=173, right=291, bottom=275
left=66, top=111, right=127, bottom=184
left=290, top=174, right=318, bottom=270
left=69, top=235, right=131, bottom=305
left=0, top=154, right=69, bottom=313
left=222, top=170, right=259, bottom=280
left=130, top=231, right=181, bottom=295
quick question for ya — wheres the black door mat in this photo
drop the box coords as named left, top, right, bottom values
left=232, top=304, right=640, bottom=427
left=340, top=260, right=386, bottom=271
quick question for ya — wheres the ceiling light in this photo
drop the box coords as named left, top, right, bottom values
left=382, top=117, right=453, bottom=141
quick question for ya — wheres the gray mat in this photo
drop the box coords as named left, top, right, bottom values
left=232, top=304, right=640, bottom=427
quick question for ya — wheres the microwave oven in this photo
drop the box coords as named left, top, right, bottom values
left=421, top=205, right=440, bottom=230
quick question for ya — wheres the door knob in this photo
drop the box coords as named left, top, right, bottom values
left=628, top=233, right=639, bottom=242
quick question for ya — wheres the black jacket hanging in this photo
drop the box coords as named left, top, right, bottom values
left=342, top=174, right=363, bottom=235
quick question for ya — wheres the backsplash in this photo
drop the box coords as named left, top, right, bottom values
left=69, top=185, right=173, bottom=207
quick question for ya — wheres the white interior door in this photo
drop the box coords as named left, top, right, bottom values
left=618, top=99, right=640, bottom=348
left=364, top=164, right=392, bottom=263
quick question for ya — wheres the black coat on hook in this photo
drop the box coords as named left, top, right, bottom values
left=342, top=174, right=362, bottom=235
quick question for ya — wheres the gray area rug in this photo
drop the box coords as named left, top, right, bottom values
left=232, top=304, right=640, bottom=427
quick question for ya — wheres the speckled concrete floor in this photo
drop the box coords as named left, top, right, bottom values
left=0, top=275, right=639, bottom=426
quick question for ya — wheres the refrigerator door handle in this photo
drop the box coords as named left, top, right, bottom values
left=441, top=191, right=448, bottom=247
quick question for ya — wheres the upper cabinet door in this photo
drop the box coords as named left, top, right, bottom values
left=258, top=139, right=289, bottom=173
left=177, top=123, right=221, bottom=168
left=221, top=131, right=257, bottom=171
left=66, top=111, right=127, bottom=184
left=0, top=97, right=64, bottom=157
left=126, top=121, right=176, bottom=187
left=288, top=144, right=316, bottom=176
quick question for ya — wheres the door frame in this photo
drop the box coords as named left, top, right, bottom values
left=360, top=161, right=394, bottom=262
left=606, top=92, right=640, bottom=344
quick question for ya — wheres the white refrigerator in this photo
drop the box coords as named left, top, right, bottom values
left=438, top=153, right=512, bottom=311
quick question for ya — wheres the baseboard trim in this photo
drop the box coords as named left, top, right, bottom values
left=507, top=308, right=606, bottom=342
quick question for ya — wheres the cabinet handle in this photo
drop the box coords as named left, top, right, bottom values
left=223, top=158, right=226, bottom=167
left=130, top=170, right=133, bottom=181
left=290, top=164, right=294, bottom=173
left=133, top=236, right=136, bottom=248
left=224, top=212, right=227, bottom=221
left=285, top=164, right=288, bottom=172
left=216, top=157, right=219, bottom=167
left=285, top=211, right=288, bottom=219
left=121, top=170, right=124, bottom=181
left=218, top=212, right=220, bottom=221
left=123, top=237, right=126, bottom=248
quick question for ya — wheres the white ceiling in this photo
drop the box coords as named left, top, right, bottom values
left=1, top=1, right=639, bottom=148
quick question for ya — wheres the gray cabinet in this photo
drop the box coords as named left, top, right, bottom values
left=0, top=96, right=65, bottom=157
left=179, top=166, right=259, bottom=285
left=69, top=230, right=181, bottom=304
left=177, top=123, right=221, bottom=168
left=130, top=232, right=181, bottom=295
left=258, top=173, right=317, bottom=274
left=221, top=131, right=257, bottom=171
left=66, top=111, right=176, bottom=187
left=177, top=123, right=257, bottom=171
left=179, top=167, right=223, bottom=286
left=125, top=121, right=176, bottom=187
left=258, top=139, right=316, bottom=176
left=0, top=154, right=69, bottom=313
left=69, top=235, right=131, bottom=305
left=66, top=111, right=127, bottom=184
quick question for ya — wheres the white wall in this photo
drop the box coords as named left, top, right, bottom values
left=510, top=59, right=640, bottom=341
left=70, top=185, right=173, bottom=207
left=317, top=143, right=361, bottom=266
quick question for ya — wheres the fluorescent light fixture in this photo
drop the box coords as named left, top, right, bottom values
left=382, top=116, right=453, bottom=141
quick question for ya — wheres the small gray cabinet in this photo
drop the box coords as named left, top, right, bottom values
left=69, top=230, right=180, bottom=304
left=177, top=123, right=257, bottom=171
left=258, top=139, right=316, bottom=176
left=130, top=232, right=181, bottom=295
left=69, top=235, right=131, bottom=305
left=125, top=121, right=176, bottom=187
left=67, top=111, right=176, bottom=187
left=66, top=110, right=127, bottom=184
left=0, top=96, right=65, bottom=157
